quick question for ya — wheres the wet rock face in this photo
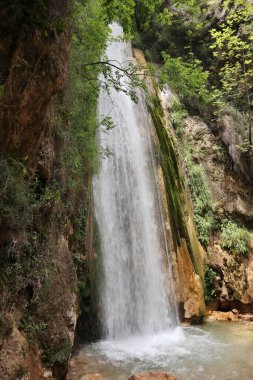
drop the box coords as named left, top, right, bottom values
left=129, top=372, right=180, bottom=380
left=175, top=241, right=205, bottom=323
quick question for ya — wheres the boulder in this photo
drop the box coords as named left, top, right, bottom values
left=129, top=372, right=180, bottom=380
left=80, top=374, right=105, bottom=380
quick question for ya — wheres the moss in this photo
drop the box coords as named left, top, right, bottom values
left=148, top=95, right=187, bottom=249
left=148, top=93, right=205, bottom=282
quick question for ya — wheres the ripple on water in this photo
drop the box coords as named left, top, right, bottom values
left=67, top=322, right=253, bottom=380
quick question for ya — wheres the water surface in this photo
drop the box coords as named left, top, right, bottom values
left=69, top=322, right=253, bottom=380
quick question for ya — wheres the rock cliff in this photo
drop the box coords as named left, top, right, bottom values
left=0, top=2, right=80, bottom=379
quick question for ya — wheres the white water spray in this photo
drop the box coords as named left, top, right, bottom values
left=93, top=23, right=177, bottom=339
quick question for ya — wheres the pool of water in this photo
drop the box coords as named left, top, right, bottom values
left=68, top=321, right=253, bottom=380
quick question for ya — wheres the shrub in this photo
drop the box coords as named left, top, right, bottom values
left=42, top=338, right=72, bottom=366
left=0, top=157, right=33, bottom=230
left=212, top=143, right=225, bottom=163
left=186, top=161, right=216, bottom=245
left=195, top=211, right=216, bottom=246
left=160, top=54, right=211, bottom=112
left=220, top=220, right=252, bottom=256
left=170, top=101, right=188, bottom=136
left=19, top=314, right=47, bottom=345
left=204, top=265, right=217, bottom=302
left=187, top=164, right=210, bottom=206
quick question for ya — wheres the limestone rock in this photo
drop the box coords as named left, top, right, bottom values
left=209, top=311, right=239, bottom=321
left=208, top=243, right=253, bottom=311
left=80, top=375, right=105, bottom=380
left=207, top=310, right=253, bottom=322
left=129, top=372, right=180, bottom=380
left=43, top=370, right=53, bottom=379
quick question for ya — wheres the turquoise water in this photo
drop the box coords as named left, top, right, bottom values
left=68, top=321, right=253, bottom=380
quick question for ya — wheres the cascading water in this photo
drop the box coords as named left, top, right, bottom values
left=68, top=23, right=253, bottom=380
left=93, top=23, right=177, bottom=340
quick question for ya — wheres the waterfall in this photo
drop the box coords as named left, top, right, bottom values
left=93, top=23, right=177, bottom=340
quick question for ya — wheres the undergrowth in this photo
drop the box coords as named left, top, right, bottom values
left=204, top=265, right=217, bottom=302
left=220, top=220, right=251, bottom=256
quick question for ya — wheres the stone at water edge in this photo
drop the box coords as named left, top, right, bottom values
left=129, top=372, right=180, bottom=380
left=80, top=374, right=105, bottom=380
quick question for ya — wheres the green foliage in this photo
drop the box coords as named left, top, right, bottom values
left=2, top=0, right=69, bottom=34
left=0, top=237, right=47, bottom=306
left=160, top=54, right=210, bottom=111
left=220, top=219, right=252, bottom=256
left=170, top=101, right=188, bottom=136
left=194, top=211, right=216, bottom=246
left=132, top=0, right=253, bottom=131
left=0, top=157, right=33, bottom=230
left=56, top=0, right=148, bottom=186
left=210, top=0, right=253, bottom=142
left=34, top=181, right=63, bottom=210
left=135, top=0, right=166, bottom=32
left=135, top=0, right=204, bottom=34
left=133, top=0, right=206, bottom=62
left=72, top=204, right=88, bottom=244
left=236, top=139, right=253, bottom=155
left=78, top=279, right=90, bottom=299
left=212, top=143, right=226, bottom=163
left=164, top=99, right=217, bottom=246
left=204, top=265, right=217, bottom=301
left=103, top=0, right=135, bottom=34
left=187, top=164, right=210, bottom=205
left=186, top=161, right=216, bottom=245
left=19, top=314, right=47, bottom=345
left=42, top=338, right=72, bottom=366
left=55, top=0, right=109, bottom=184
